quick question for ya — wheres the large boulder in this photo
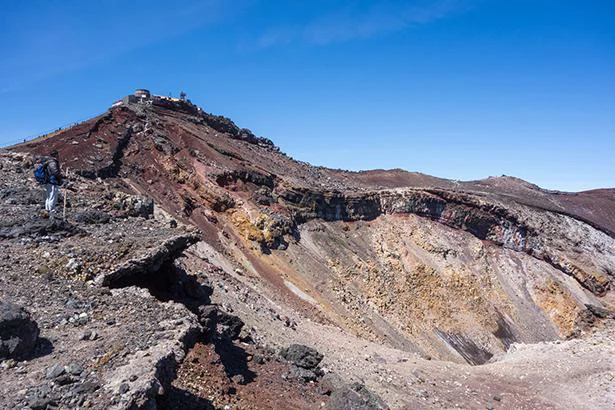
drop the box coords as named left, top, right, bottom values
left=0, top=301, right=40, bottom=359
left=279, top=344, right=323, bottom=369
left=327, top=383, right=389, bottom=410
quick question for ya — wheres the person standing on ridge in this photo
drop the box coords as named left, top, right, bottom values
left=39, top=150, right=62, bottom=216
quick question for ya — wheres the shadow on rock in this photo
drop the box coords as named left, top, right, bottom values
left=24, top=337, right=54, bottom=360
left=108, top=262, right=212, bottom=313
left=214, top=338, right=256, bottom=384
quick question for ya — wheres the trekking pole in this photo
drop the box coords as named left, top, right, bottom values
left=63, top=167, right=69, bottom=221
left=63, top=189, right=68, bottom=220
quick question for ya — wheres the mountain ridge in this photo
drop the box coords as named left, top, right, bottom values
left=10, top=92, right=615, bottom=239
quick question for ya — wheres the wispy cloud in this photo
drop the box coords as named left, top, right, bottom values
left=255, top=0, right=470, bottom=49
left=255, top=28, right=295, bottom=49
left=0, top=0, right=241, bottom=94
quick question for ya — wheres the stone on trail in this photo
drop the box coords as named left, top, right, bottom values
left=45, top=363, right=65, bottom=379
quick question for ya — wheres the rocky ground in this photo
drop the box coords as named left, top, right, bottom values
left=0, top=152, right=377, bottom=409
left=3, top=95, right=615, bottom=409
left=0, top=152, right=203, bottom=409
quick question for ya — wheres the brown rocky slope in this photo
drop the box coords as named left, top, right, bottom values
left=4, top=92, right=615, bottom=409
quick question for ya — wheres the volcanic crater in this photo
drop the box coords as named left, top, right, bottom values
left=1, top=91, right=614, bottom=409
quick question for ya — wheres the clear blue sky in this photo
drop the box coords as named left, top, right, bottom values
left=1, top=1, right=614, bottom=191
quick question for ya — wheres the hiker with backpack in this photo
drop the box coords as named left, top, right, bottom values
left=34, top=150, right=62, bottom=216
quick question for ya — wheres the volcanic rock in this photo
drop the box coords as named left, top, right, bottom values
left=0, top=301, right=39, bottom=359
left=327, top=382, right=389, bottom=410
left=216, top=310, right=244, bottom=340
left=46, top=363, right=65, bottom=379
left=279, top=344, right=323, bottom=370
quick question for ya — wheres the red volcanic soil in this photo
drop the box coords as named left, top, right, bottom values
left=162, top=342, right=328, bottom=410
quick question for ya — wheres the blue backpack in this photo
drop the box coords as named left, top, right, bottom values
left=34, top=162, right=48, bottom=184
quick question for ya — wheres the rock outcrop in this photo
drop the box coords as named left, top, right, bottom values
left=96, top=233, right=199, bottom=287
left=278, top=186, right=613, bottom=296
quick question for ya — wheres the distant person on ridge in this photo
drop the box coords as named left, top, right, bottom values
left=34, top=150, right=62, bottom=216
